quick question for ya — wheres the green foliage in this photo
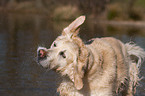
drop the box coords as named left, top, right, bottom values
left=107, top=3, right=123, bottom=20
left=106, top=2, right=144, bottom=21
left=107, top=9, right=119, bottom=20
left=52, top=5, right=81, bottom=20
left=136, top=0, right=145, bottom=8
left=128, top=10, right=142, bottom=21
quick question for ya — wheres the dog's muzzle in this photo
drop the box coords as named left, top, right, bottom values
left=37, top=47, right=47, bottom=63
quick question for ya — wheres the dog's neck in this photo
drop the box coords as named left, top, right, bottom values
left=84, top=48, right=94, bottom=74
left=85, top=46, right=103, bottom=78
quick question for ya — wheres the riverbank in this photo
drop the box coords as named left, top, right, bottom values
left=97, top=20, right=145, bottom=29
left=0, top=1, right=145, bottom=21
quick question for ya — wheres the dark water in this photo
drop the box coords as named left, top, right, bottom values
left=0, top=13, right=145, bottom=96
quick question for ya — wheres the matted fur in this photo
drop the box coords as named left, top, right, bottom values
left=37, top=16, right=145, bottom=96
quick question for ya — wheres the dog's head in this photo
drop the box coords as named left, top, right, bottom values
left=37, top=16, right=88, bottom=90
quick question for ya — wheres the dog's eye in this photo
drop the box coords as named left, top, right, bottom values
left=59, top=51, right=66, bottom=58
left=53, top=43, right=57, bottom=47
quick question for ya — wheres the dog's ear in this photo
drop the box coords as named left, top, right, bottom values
left=74, top=48, right=88, bottom=90
left=73, top=37, right=88, bottom=90
left=74, top=71, right=84, bottom=90
left=62, top=16, right=85, bottom=37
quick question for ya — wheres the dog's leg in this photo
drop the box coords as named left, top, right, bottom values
left=57, top=80, right=84, bottom=96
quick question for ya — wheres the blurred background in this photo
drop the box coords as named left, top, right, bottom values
left=0, top=0, right=145, bottom=96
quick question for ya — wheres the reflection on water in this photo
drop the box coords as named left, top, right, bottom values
left=0, top=13, right=145, bottom=96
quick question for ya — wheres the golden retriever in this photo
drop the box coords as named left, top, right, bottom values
left=37, top=16, right=145, bottom=96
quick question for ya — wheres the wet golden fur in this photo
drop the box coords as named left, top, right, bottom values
left=37, top=16, right=145, bottom=96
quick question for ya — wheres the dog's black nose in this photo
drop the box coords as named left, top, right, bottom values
left=37, top=49, right=47, bottom=61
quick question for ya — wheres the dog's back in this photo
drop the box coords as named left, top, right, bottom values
left=87, top=37, right=145, bottom=95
